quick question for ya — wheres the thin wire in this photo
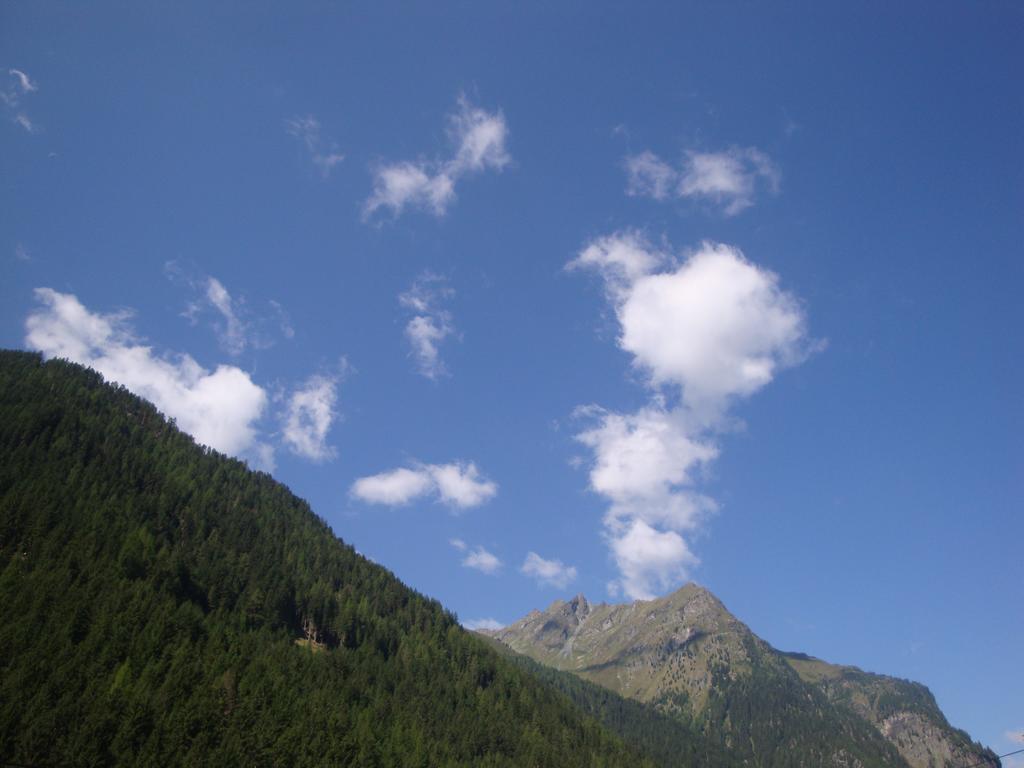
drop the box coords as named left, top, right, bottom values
left=961, top=746, right=1024, bottom=768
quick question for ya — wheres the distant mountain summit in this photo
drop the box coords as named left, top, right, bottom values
left=487, top=584, right=997, bottom=768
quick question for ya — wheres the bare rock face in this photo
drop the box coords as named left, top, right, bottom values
left=489, top=583, right=999, bottom=768
left=492, top=583, right=765, bottom=706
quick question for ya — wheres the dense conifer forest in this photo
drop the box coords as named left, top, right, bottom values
left=0, top=352, right=1001, bottom=768
left=0, top=351, right=656, bottom=767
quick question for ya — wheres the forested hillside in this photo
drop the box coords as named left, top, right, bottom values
left=0, top=351, right=652, bottom=767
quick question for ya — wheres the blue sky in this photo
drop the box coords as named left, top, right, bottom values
left=2, top=1, right=1021, bottom=755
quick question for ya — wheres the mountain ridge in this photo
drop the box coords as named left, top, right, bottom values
left=487, top=584, right=998, bottom=768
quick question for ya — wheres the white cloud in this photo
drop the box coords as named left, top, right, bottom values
left=169, top=266, right=292, bottom=354
left=1006, top=730, right=1024, bottom=745
left=450, top=538, right=501, bottom=574
left=4, top=69, right=39, bottom=133
left=14, top=243, right=31, bottom=262
left=570, top=233, right=815, bottom=599
left=25, top=288, right=267, bottom=457
left=463, top=617, right=504, bottom=631
left=203, top=277, right=247, bottom=356
left=350, top=461, right=497, bottom=509
left=13, top=113, right=34, bottom=132
left=400, top=273, right=455, bottom=379
left=350, top=467, right=435, bottom=506
left=462, top=545, right=502, bottom=574
left=623, top=146, right=779, bottom=216
left=364, top=96, right=509, bottom=219
left=430, top=462, right=498, bottom=508
left=447, top=94, right=511, bottom=175
left=625, top=151, right=677, bottom=200
left=521, top=552, right=578, bottom=589
left=619, top=241, right=810, bottom=419
left=678, top=148, right=779, bottom=215
left=281, top=374, right=338, bottom=461
left=286, top=114, right=344, bottom=177
left=405, top=315, right=452, bottom=378
left=576, top=404, right=718, bottom=535
left=610, top=520, right=697, bottom=601
left=568, top=230, right=666, bottom=300
left=9, top=69, right=37, bottom=93
left=364, top=162, right=456, bottom=218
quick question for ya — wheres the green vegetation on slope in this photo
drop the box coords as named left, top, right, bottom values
left=492, top=590, right=1000, bottom=768
left=482, top=634, right=732, bottom=768
left=781, top=652, right=999, bottom=768
left=0, top=351, right=651, bottom=768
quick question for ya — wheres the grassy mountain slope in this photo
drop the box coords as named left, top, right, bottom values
left=481, top=633, right=733, bottom=768
left=782, top=652, right=996, bottom=768
left=0, top=351, right=652, bottom=767
left=488, top=587, right=999, bottom=768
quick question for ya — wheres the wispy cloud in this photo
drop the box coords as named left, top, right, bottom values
left=456, top=542, right=502, bottom=574
left=169, top=264, right=294, bottom=355
left=351, top=461, right=497, bottom=510
left=364, top=95, right=509, bottom=220
left=521, top=552, right=578, bottom=589
left=570, top=232, right=817, bottom=599
left=4, top=68, right=39, bottom=133
left=25, top=288, right=270, bottom=461
left=400, top=272, right=455, bottom=379
left=463, top=617, right=504, bottom=631
left=281, top=374, right=339, bottom=462
left=286, top=115, right=345, bottom=177
left=624, top=146, right=780, bottom=216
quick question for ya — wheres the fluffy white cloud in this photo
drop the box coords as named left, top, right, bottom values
left=364, top=96, right=509, bottom=219
left=25, top=288, right=267, bottom=457
left=463, top=617, right=504, bottom=631
left=462, top=545, right=502, bottom=574
left=350, top=467, right=434, bottom=506
left=281, top=374, right=338, bottom=461
left=430, top=462, right=498, bottom=507
left=620, top=242, right=809, bottom=418
left=350, top=461, right=497, bottom=509
left=570, top=233, right=815, bottom=599
left=623, top=146, right=779, bottom=216
left=521, top=552, right=578, bottom=589
left=286, top=114, right=344, bottom=176
left=575, top=234, right=811, bottom=420
left=400, top=273, right=455, bottom=379
left=576, top=404, right=717, bottom=534
left=610, top=520, right=698, bottom=601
